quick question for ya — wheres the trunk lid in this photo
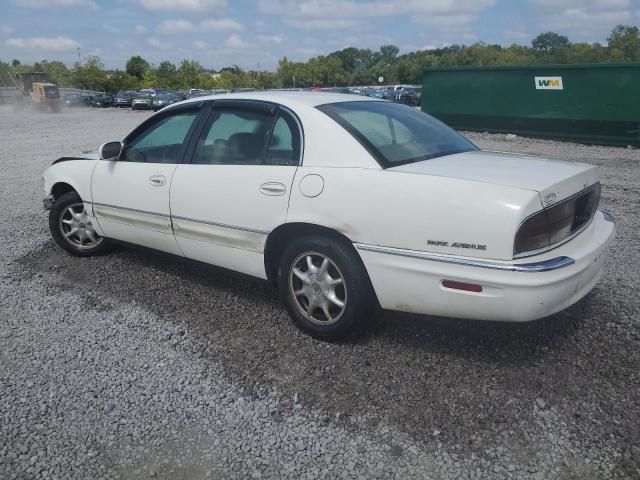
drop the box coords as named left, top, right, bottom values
left=389, top=150, right=600, bottom=206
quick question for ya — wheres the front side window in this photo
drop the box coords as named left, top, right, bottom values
left=317, top=101, right=476, bottom=167
left=121, top=111, right=198, bottom=164
left=193, top=108, right=273, bottom=165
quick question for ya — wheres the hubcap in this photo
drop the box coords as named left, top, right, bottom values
left=289, top=251, right=347, bottom=325
left=58, top=203, right=102, bottom=250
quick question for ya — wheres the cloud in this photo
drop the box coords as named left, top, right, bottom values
left=157, top=19, right=195, bottom=34
left=528, top=0, right=630, bottom=8
left=141, top=0, right=226, bottom=11
left=260, top=0, right=494, bottom=18
left=527, top=0, right=632, bottom=38
left=193, top=40, right=208, bottom=49
left=224, top=33, right=247, bottom=48
left=283, top=18, right=358, bottom=30
left=6, top=36, right=79, bottom=50
left=0, top=25, right=15, bottom=35
left=413, top=14, right=477, bottom=30
left=157, top=18, right=243, bottom=34
left=256, top=34, right=285, bottom=44
left=146, top=36, right=171, bottom=49
left=200, top=18, right=244, bottom=31
left=12, top=0, right=96, bottom=7
left=135, top=24, right=148, bottom=34
left=261, top=0, right=494, bottom=32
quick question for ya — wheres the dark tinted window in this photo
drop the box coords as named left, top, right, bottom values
left=121, top=112, right=198, bottom=164
left=265, top=114, right=300, bottom=166
left=317, top=101, right=476, bottom=167
left=193, top=109, right=273, bottom=165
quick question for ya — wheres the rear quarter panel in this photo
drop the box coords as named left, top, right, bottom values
left=287, top=166, right=543, bottom=261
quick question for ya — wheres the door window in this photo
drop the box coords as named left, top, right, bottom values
left=121, top=111, right=198, bottom=164
left=193, top=109, right=273, bottom=165
left=265, top=114, right=300, bottom=166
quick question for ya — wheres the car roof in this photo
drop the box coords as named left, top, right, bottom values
left=180, top=90, right=381, bottom=110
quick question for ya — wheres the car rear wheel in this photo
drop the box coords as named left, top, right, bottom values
left=49, top=191, right=111, bottom=257
left=278, top=235, right=372, bottom=340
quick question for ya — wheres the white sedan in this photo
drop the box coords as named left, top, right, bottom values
left=42, top=92, right=615, bottom=339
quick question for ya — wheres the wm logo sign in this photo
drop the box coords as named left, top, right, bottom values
left=535, top=76, right=563, bottom=90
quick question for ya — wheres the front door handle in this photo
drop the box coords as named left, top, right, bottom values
left=259, top=182, right=286, bottom=196
left=149, top=174, right=166, bottom=187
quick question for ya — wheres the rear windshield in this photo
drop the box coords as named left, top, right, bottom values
left=317, top=101, right=476, bottom=167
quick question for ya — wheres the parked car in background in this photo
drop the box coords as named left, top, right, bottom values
left=188, top=89, right=204, bottom=98
left=131, top=93, right=153, bottom=110
left=152, top=93, right=177, bottom=112
left=396, top=86, right=422, bottom=106
left=63, top=94, right=90, bottom=107
left=173, top=92, right=188, bottom=102
left=363, top=88, right=384, bottom=99
left=189, top=90, right=210, bottom=98
left=380, top=87, right=396, bottom=101
left=113, top=91, right=134, bottom=108
left=89, top=94, right=113, bottom=108
left=42, top=92, right=615, bottom=340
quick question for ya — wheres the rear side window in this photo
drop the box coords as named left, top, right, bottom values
left=192, top=106, right=300, bottom=166
left=193, top=109, right=273, bottom=165
left=266, top=114, right=300, bottom=166
left=317, top=101, right=476, bottom=167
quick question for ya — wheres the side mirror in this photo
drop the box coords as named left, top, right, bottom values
left=99, top=141, right=122, bottom=160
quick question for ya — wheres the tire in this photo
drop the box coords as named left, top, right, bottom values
left=277, top=235, right=373, bottom=340
left=49, top=191, right=111, bottom=257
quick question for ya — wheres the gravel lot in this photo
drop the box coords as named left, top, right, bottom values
left=0, top=106, right=638, bottom=480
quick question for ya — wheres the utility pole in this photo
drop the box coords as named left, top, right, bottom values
left=77, top=48, right=81, bottom=66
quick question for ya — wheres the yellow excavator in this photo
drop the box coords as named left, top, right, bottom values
left=13, top=72, right=62, bottom=112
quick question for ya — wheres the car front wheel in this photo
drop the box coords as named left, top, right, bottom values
left=278, top=236, right=373, bottom=340
left=49, top=191, right=111, bottom=257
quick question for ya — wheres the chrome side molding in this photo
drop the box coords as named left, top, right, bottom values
left=354, top=243, right=575, bottom=273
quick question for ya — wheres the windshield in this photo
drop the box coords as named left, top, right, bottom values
left=43, top=86, right=59, bottom=99
left=317, top=101, right=476, bottom=167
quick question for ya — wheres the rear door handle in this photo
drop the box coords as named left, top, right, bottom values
left=149, top=174, right=166, bottom=187
left=259, top=182, right=286, bottom=196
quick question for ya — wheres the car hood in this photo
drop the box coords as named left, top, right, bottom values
left=389, top=150, right=600, bottom=206
left=52, top=150, right=100, bottom=165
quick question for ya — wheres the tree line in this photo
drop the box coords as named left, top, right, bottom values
left=1, top=24, right=639, bottom=92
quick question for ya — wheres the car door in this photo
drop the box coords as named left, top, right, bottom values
left=170, top=100, right=302, bottom=279
left=91, top=104, right=203, bottom=255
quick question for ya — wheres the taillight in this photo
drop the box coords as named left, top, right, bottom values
left=514, top=184, right=600, bottom=257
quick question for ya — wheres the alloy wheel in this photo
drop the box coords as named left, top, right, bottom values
left=288, top=251, right=347, bottom=325
left=58, top=203, right=102, bottom=250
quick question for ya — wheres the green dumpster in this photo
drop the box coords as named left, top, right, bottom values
left=421, top=64, right=640, bottom=146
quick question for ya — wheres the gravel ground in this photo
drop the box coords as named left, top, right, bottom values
left=0, top=106, right=638, bottom=480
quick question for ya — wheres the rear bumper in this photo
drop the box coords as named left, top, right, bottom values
left=356, top=210, right=615, bottom=322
